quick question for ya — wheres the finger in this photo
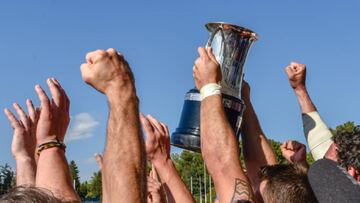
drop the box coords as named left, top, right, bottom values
left=35, top=84, right=51, bottom=115
left=140, top=113, right=155, bottom=135
left=86, top=50, right=107, bottom=64
left=47, top=78, right=63, bottom=108
left=287, top=141, right=295, bottom=150
left=140, top=113, right=156, bottom=146
left=52, top=78, right=70, bottom=112
left=207, top=47, right=218, bottom=63
left=147, top=115, right=165, bottom=135
left=151, top=164, right=159, bottom=180
left=87, top=49, right=108, bottom=64
left=95, top=153, right=103, bottom=170
left=4, top=108, right=21, bottom=129
left=26, top=99, right=36, bottom=124
left=292, top=141, right=302, bottom=151
left=284, top=65, right=294, bottom=76
left=280, top=142, right=286, bottom=149
left=80, top=63, right=92, bottom=83
left=198, top=47, right=209, bottom=60
left=159, top=122, right=170, bottom=138
left=13, top=103, right=30, bottom=130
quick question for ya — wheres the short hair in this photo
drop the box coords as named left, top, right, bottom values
left=333, top=126, right=360, bottom=172
left=258, top=164, right=318, bottom=203
left=0, top=186, right=61, bottom=203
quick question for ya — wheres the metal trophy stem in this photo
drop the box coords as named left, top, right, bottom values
left=171, top=22, right=258, bottom=152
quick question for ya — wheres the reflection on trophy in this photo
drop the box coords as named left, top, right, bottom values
left=171, top=22, right=258, bottom=152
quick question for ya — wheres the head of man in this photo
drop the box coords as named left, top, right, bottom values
left=331, top=126, right=360, bottom=182
left=0, top=186, right=61, bottom=203
left=257, top=164, right=317, bottom=203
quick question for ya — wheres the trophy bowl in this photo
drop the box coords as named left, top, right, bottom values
left=171, top=22, right=258, bottom=152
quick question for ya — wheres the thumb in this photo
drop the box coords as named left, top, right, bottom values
left=95, top=153, right=103, bottom=171
left=207, top=47, right=218, bottom=64
left=284, top=66, right=294, bottom=77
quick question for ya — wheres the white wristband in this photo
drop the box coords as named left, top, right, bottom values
left=200, top=83, right=222, bottom=100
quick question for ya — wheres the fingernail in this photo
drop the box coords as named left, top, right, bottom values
left=52, top=78, right=60, bottom=85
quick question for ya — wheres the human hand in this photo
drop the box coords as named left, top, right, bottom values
left=35, top=78, right=70, bottom=145
left=141, top=114, right=170, bottom=166
left=193, top=47, right=221, bottom=90
left=285, top=62, right=307, bottom=91
left=80, top=48, right=134, bottom=95
left=147, top=167, right=162, bottom=203
left=280, top=140, right=308, bottom=165
left=95, top=153, right=103, bottom=171
left=4, top=100, right=39, bottom=160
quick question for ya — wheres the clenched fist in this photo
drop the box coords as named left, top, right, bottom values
left=285, top=62, right=306, bottom=90
left=280, top=140, right=308, bottom=167
left=80, top=48, right=134, bottom=95
left=193, top=47, right=221, bottom=90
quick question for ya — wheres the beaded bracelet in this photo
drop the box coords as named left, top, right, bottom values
left=37, top=139, right=66, bottom=156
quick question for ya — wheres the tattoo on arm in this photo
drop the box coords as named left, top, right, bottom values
left=231, top=178, right=254, bottom=203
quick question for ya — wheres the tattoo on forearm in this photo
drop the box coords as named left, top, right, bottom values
left=231, top=178, right=253, bottom=203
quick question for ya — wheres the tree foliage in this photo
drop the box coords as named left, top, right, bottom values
left=331, top=121, right=357, bottom=135
left=69, top=160, right=81, bottom=194
left=0, top=164, right=15, bottom=195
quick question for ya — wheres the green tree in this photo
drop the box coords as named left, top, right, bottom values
left=69, top=160, right=81, bottom=193
left=79, top=181, right=89, bottom=200
left=331, top=121, right=357, bottom=135
left=87, top=171, right=102, bottom=199
left=0, top=164, right=15, bottom=195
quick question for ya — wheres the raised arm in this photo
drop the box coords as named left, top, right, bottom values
left=193, top=47, right=254, bottom=203
left=35, top=78, right=80, bottom=201
left=80, top=48, right=146, bottom=202
left=240, top=82, right=277, bottom=192
left=285, top=62, right=333, bottom=160
left=141, top=114, right=195, bottom=203
left=4, top=100, right=38, bottom=186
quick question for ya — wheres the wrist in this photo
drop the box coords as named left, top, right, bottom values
left=293, top=86, right=307, bottom=95
left=152, top=156, right=171, bottom=168
left=152, top=158, right=175, bottom=184
left=15, top=156, right=35, bottom=164
left=107, top=85, right=138, bottom=105
left=36, top=135, right=58, bottom=146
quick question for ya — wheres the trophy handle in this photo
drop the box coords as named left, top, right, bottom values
left=206, top=26, right=226, bottom=62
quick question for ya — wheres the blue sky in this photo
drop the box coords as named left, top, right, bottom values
left=0, top=0, right=359, bottom=181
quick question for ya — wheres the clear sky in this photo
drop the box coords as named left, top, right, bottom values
left=0, top=0, right=359, bottom=181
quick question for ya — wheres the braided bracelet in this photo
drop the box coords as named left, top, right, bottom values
left=37, top=140, right=66, bottom=156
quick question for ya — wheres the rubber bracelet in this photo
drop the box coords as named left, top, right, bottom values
left=200, top=83, right=222, bottom=100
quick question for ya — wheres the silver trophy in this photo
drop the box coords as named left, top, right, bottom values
left=171, top=22, right=258, bottom=152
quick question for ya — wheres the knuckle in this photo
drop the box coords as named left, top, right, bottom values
left=107, top=48, right=117, bottom=55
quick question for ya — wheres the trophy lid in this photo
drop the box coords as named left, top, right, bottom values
left=205, top=22, right=259, bottom=41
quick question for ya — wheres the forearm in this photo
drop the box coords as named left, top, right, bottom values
left=294, top=87, right=316, bottom=113
left=201, top=95, right=253, bottom=202
left=153, top=159, right=194, bottom=203
left=15, top=157, right=36, bottom=186
left=103, top=89, right=146, bottom=202
left=241, top=101, right=276, bottom=188
left=302, top=112, right=333, bottom=160
left=295, top=87, right=333, bottom=160
left=36, top=148, right=80, bottom=201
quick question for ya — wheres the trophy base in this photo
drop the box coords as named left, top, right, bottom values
left=171, top=131, right=201, bottom=152
left=171, top=88, right=245, bottom=152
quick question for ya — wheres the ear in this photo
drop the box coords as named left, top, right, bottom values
left=347, top=166, right=360, bottom=183
left=324, top=143, right=338, bottom=162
